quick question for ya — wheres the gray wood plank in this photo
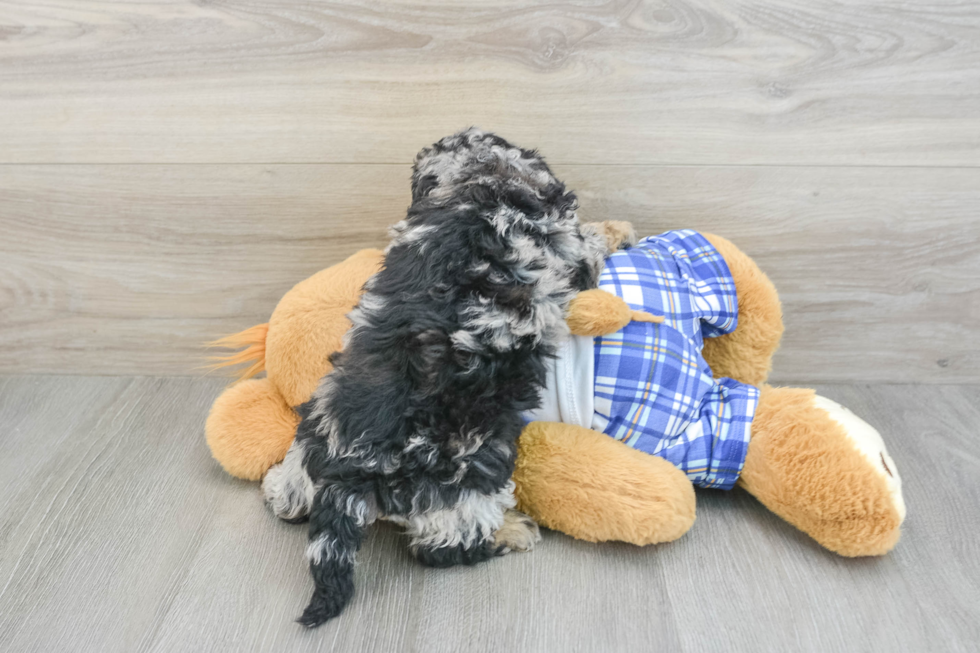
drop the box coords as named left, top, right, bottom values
left=2, top=164, right=978, bottom=382
left=0, top=376, right=231, bottom=652
left=1, top=0, right=978, bottom=166
left=815, top=384, right=980, bottom=649
left=0, top=376, right=978, bottom=652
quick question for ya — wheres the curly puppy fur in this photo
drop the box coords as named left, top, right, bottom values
left=263, top=128, right=620, bottom=627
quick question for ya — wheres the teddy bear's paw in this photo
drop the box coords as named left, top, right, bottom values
left=813, top=395, right=906, bottom=524
left=261, top=442, right=317, bottom=523
left=597, top=220, right=638, bottom=252
left=493, top=509, right=542, bottom=554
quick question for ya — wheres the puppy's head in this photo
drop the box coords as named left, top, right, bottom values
left=410, top=128, right=577, bottom=227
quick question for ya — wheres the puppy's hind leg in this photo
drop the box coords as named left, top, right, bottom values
left=262, top=438, right=315, bottom=523
left=406, top=482, right=540, bottom=567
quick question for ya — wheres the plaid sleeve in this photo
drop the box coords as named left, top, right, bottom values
left=592, top=230, right=756, bottom=490
left=600, top=230, right=739, bottom=347
left=650, top=230, right=739, bottom=340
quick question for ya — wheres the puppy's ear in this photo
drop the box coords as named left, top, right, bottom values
left=502, top=186, right=546, bottom=220
left=412, top=174, right=439, bottom=202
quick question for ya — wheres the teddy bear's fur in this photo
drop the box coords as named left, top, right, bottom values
left=206, top=237, right=904, bottom=558
left=207, top=249, right=383, bottom=481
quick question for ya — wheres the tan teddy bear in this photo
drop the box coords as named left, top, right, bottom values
left=206, top=235, right=904, bottom=556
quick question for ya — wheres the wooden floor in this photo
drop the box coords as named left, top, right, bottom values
left=0, top=375, right=977, bottom=653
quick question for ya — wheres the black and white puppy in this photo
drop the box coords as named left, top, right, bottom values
left=263, top=128, right=633, bottom=627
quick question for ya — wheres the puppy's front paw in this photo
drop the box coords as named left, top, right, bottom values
left=494, top=509, right=541, bottom=554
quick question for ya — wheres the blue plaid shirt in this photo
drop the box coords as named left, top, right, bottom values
left=591, top=230, right=759, bottom=490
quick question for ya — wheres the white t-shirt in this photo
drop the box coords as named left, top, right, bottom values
left=523, top=335, right=595, bottom=429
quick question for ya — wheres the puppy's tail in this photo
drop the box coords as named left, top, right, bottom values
left=298, top=489, right=371, bottom=628
left=203, top=323, right=269, bottom=381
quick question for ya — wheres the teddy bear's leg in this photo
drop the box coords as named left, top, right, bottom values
left=700, top=233, right=784, bottom=387
left=513, top=421, right=696, bottom=545
left=738, top=386, right=905, bottom=556
left=205, top=378, right=300, bottom=481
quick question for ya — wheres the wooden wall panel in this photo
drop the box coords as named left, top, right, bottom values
left=1, top=0, right=978, bottom=166
left=2, top=164, right=977, bottom=382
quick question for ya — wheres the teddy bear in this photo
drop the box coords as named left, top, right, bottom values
left=205, top=231, right=905, bottom=557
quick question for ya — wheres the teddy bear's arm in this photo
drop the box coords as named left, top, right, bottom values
left=580, top=220, right=638, bottom=252
left=700, top=233, right=783, bottom=387
left=566, top=289, right=662, bottom=337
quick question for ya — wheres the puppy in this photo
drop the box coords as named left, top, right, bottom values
left=263, top=128, right=634, bottom=627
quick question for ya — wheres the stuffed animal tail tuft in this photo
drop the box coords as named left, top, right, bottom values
left=204, top=323, right=269, bottom=381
